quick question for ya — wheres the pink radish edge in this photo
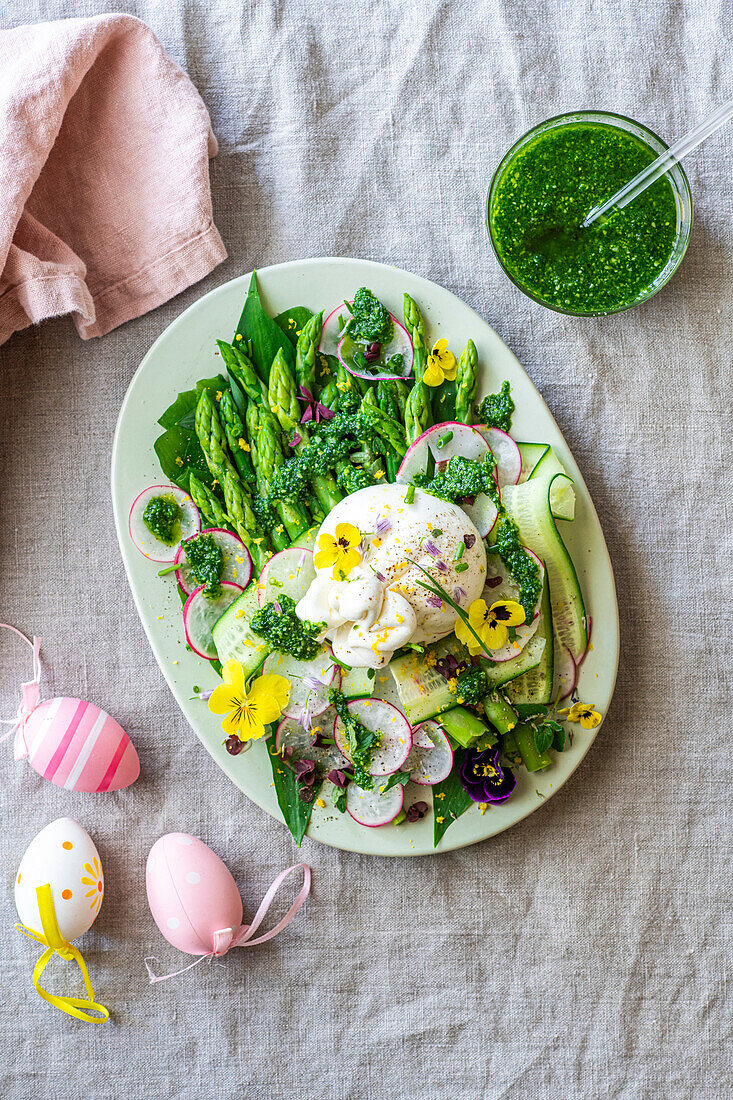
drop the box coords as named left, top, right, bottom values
left=128, top=484, right=201, bottom=563
left=182, top=581, right=244, bottom=661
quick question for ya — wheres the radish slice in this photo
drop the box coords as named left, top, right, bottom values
left=263, top=648, right=337, bottom=723
left=396, top=422, right=490, bottom=484
left=275, top=710, right=349, bottom=772
left=405, top=720, right=454, bottom=785
left=128, top=484, right=200, bottom=563
left=258, top=548, right=316, bottom=608
left=174, top=528, right=252, bottom=596
left=555, top=643, right=578, bottom=700
left=333, top=698, right=413, bottom=776
left=481, top=549, right=544, bottom=661
left=346, top=779, right=404, bottom=827
left=320, top=303, right=414, bottom=381
left=396, top=423, right=498, bottom=536
left=475, top=426, right=522, bottom=487
left=183, top=581, right=244, bottom=660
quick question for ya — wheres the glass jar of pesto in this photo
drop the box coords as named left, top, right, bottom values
left=487, top=111, right=693, bottom=316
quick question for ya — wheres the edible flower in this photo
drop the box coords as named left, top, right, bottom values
left=208, top=661, right=290, bottom=743
left=454, top=598, right=526, bottom=654
left=297, top=385, right=335, bottom=424
left=423, top=339, right=457, bottom=387
left=315, top=522, right=362, bottom=579
left=558, top=701, right=602, bottom=729
left=459, top=746, right=516, bottom=803
left=405, top=801, right=429, bottom=822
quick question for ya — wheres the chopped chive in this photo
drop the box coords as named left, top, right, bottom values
left=436, top=430, right=453, bottom=450
left=455, top=562, right=469, bottom=573
left=454, top=541, right=465, bottom=561
left=404, top=484, right=415, bottom=504
left=157, top=562, right=180, bottom=577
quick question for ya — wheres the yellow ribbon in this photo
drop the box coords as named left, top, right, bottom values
left=16, top=884, right=109, bottom=1023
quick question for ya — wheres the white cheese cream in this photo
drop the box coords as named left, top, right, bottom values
left=296, top=483, right=486, bottom=668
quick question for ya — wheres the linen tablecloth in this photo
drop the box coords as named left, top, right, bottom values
left=0, top=2, right=730, bottom=1097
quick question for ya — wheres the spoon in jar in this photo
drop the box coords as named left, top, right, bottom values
left=528, top=99, right=733, bottom=254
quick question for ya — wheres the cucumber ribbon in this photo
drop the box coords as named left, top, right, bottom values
left=144, top=862, right=312, bottom=983
left=0, top=623, right=42, bottom=759
left=16, top=883, right=110, bottom=1023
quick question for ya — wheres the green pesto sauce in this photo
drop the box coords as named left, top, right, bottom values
left=490, top=122, right=679, bottom=313
left=184, top=533, right=223, bottom=599
left=414, top=455, right=497, bottom=505
left=492, top=516, right=542, bottom=622
left=250, top=594, right=324, bottom=661
left=476, top=381, right=514, bottom=434
left=143, top=495, right=181, bottom=545
left=329, top=688, right=378, bottom=791
left=350, top=287, right=392, bottom=343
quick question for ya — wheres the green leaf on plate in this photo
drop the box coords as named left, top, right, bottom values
left=153, top=425, right=212, bottom=492
left=157, top=375, right=226, bottom=430
left=274, top=306, right=313, bottom=347
left=378, top=770, right=411, bottom=794
left=432, top=750, right=473, bottom=847
left=267, top=735, right=316, bottom=846
left=533, top=724, right=554, bottom=756
left=235, top=271, right=296, bottom=383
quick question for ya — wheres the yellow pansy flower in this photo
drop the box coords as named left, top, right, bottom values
left=558, top=701, right=602, bottom=729
left=423, top=339, right=457, bottom=387
left=454, top=597, right=526, bottom=654
left=208, top=661, right=290, bottom=742
left=314, top=522, right=362, bottom=579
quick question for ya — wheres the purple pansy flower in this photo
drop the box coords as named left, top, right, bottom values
left=459, top=747, right=516, bottom=804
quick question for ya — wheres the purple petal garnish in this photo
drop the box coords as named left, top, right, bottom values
left=294, top=758, right=317, bottom=787
left=375, top=569, right=386, bottom=583
left=437, top=561, right=448, bottom=574
left=303, top=674, right=325, bottom=692
left=281, top=745, right=294, bottom=760
left=301, top=406, right=314, bottom=424
left=463, top=495, right=476, bottom=506
left=274, top=598, right=282, bottom=613
left=464, top=534, right=476, bottom=549
left=197, top=687, right=215, bottom=701
left=315, top=403, right=335, bottom=422
left=486, top=576, right=503, bottom=589
left=288, top=433, right=302, bottom=448
left=299, top=785, right=317, bottom=802
left=224, top=735, right=246, bottom=756
left=327, top=768, right=350, bottom=788
left=376, top=514, right=392, bottom=536
left=425, top=540, right=440, bottom=558
left=427, top=595, right=443, bottom=609
left=405, top=801, right=429, bottom=822
left=298, top=386, right=315, bottom=402
left=453, top=586, right=468, bottom=603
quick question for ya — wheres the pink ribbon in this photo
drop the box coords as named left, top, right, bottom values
left=145, top=862, right=312, bottom=983
left=0, top=624, right=42, bottom=759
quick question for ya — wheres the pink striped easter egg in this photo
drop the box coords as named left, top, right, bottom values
left=17, top=698, right=140, bottom=792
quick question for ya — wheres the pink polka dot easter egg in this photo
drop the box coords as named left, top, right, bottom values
left=145, top=834, right=312, bottom=982
left=146, top=834, right=243, bottom=957
left=17, top=697, right=140, bottom=793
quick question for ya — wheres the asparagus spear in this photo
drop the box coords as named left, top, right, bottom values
left=218, top=460, right=272, bottom=570
left=294, top=311, right=324, bottom=396
left=195, top=388, right=229, bottom=476
left=403, top=294, right=433, bottom=444
left=219, top=390, right=257, bottom=486
left=360, top=391, right=408, bottom=459
left=454, top=339, right=478, bottom=425
left=376, top=379, right=409, bottom=424
left=188, top=473, right=230, bottom=530
left=268, top=349, right=342, bottom=514
left=246, top=399, right=310, bottom=545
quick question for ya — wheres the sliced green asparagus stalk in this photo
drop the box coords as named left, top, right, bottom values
left=218, top=461, right=271, bottom=571
left=294, top=311, right=324, bottom=396
left=360, top=391, right=408, bottom=458
left=188, top=473, right=230, bottom=530
left=219, top=390, right=257, bottom=486
left=245, top=399, right=310, bottom=546
left=376, top=378, right=409, bottom=423
left=268, top=349, right=342, bottom=515
left=195, top=389, right=228, bottom=478
left=454, top=339, right=478, bottom=424
left=403, top=294, right=433, bottom=444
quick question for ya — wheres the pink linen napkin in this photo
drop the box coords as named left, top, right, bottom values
left=0, top=13, right=227, bottom=345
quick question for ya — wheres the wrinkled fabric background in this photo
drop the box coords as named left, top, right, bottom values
left=0, top=2, right=730, bottom=1098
